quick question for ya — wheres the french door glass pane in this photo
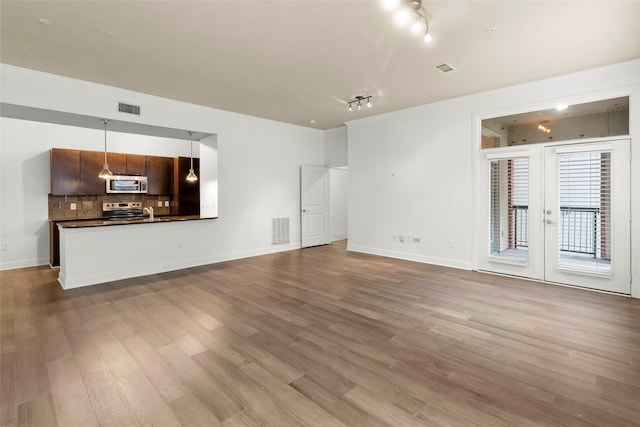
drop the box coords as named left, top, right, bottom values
left=557, top=151, right=611, bottom=272
left=489, top=158, right=528, bottom=262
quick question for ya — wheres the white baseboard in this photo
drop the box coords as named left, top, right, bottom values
left=331, top=233, right=347, bottom=242
left=0, top=257, right=49, bottom=271
left=346, top=244, right=472, bottom=271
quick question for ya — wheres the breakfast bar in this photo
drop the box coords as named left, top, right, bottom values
left=58, top=215, right=217, bottom=289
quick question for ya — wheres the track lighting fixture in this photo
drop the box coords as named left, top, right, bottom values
left=98, top=119, right=113, bottom=179
left=382, top=0, right=433, bottom=44
left=186, top=131, right=198, bottom=182
left=347, top=95, right=372, bottom=112
left=537, top=123, right=552, bottom=133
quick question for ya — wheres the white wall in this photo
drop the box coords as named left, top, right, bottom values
left=200, top=135, right=219, bottom=217
left=0, top=64, right=324, bottom=270
left=346, top=59, right=640, bottom=298
left=329, top=168, right=348, bottom=241
left=0, top=119, right=197, bottom=268
left=324, top=126, right=348, bottom=167
left=325, top=125, right=349, bottom=242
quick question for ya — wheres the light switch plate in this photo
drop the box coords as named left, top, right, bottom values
left=157, top=200, right=162, bottom=207
left=164, top=201, right=169, bottom=207
left=70, top=203, right=77, bottom=210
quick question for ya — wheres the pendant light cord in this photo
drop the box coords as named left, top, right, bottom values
left=103, top=119, right=109, bottom=165
left=189, top=131, right=194, bottom=170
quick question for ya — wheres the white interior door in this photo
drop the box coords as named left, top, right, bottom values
left=301, top=165, right=329, bottom=248
left=543, top=140, right=631, bottom=294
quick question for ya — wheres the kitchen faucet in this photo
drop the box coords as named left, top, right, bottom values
left=143, top=206, right=154, bottom=221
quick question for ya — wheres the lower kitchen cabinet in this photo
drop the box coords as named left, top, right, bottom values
left=50, top=221, right=61, bottom=267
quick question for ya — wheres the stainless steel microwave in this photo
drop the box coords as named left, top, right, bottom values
left=106, top=175, right=148, bottom=193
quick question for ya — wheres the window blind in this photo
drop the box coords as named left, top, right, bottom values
left=489, top=157, right=528, bottom=262
left=557, top=151, right=611, bottom=272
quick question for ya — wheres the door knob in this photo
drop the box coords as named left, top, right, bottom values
left=546, top=210, right=552, bottom=215
left=546, top=219, right=556, bottom=224
left=302, top=209, right=307, bottom=213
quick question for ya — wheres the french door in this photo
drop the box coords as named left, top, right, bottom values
left=478, top=139, right=631, bottom=294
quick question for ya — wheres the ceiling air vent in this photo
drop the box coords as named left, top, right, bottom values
left=118, top=102, right=141, bottom=115
left=434, top=63, right=457, bottom=74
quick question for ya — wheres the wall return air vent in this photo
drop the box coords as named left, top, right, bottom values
left=118, top=102, right=141, bottom=115
left=434, top=63, right=457, bottom=74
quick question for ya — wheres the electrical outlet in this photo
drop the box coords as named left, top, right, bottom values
left=164, top=200, right=169, bottom=207
left=413, top=237, right=420, bottom=243
left=157, top=200, right=162, bottom=207
left=70, top=203, right=77, bottom=210
left=399, top=235, right=405, bottom=243
left=1, top=243, right=8, bottom=251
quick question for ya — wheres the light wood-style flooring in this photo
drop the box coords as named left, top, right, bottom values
left=1, top=241, right=640, bottom=426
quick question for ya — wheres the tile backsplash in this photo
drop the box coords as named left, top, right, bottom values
left=49, top=194, right=172, bottom=220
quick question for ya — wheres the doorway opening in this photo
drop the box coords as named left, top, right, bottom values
left=477, top=97, right=630, bottom=294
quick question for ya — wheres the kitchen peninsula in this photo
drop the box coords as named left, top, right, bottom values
left=49, top=144, right=219, bottom=289
left=57, top=214, right=217, bottom=289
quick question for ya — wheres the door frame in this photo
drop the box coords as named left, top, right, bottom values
left=300, top=165, right=330, bottom=248
left=473, top=135, right=631, bottom=293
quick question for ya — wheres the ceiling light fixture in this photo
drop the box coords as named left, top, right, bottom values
left=382, top=0, right=433, bottom=44
left=186, top=131, right=198, bottom=182
left=538, top=123, right=552, bottom=133
left=347, top=95, right=373, bottom=112
left=98, top=119, right=113, bottom=179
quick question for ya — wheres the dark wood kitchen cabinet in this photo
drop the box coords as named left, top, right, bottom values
left=50, top=148, right=80, bottom=195
left=146, top=156, right=174, bottom=195
left=49, top=221, right=61, bottom=267
left=52, top=148, right=169, bottom=196
left=126, top=154, right=146, bottom=175
left=172, top=157, right=200, bottom=215
left=79, top=151, right=125, bottom=194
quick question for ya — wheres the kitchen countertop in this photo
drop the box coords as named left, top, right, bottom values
left=56, top=215, right=217, bottom=228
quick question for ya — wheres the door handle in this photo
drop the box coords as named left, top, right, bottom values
left=302, top=209, right=307, bottom=213
left=546, top=219, right=556, bottom=224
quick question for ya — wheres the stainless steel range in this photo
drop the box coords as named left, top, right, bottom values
left=102, top=202, right=143, bottom=219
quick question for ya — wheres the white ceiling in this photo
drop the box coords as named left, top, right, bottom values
left=1, top=1, right=639, bottom=130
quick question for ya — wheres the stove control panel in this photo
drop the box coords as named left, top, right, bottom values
left=102, top=202, right=142, bottom=212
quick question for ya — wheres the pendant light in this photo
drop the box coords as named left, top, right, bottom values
left=186, top=131, right=198, bottom=182
left=98, top=119, right=113, bottom=179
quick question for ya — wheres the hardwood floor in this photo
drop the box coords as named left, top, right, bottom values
left=1, top=241, right=639, bottom=426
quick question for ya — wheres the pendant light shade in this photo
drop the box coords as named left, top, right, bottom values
left=186, top=131, right=198, bottom=182
left=98, top=119, right=113, bottom=179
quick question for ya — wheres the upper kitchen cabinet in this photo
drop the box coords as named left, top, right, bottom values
left=79, top=151, right=125, bottom=194
left=51, top=148, right=80, bottom=195
left=126, top=154, right=146, bottom=175
left=172, top=157, right=200, bottom=215
left=146, top=156, right=174, bottom=195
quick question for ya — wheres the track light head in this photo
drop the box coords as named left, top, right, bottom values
left=347, top=95, right=373, bottom=112
left=382, top=0, right=433, bottom=45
